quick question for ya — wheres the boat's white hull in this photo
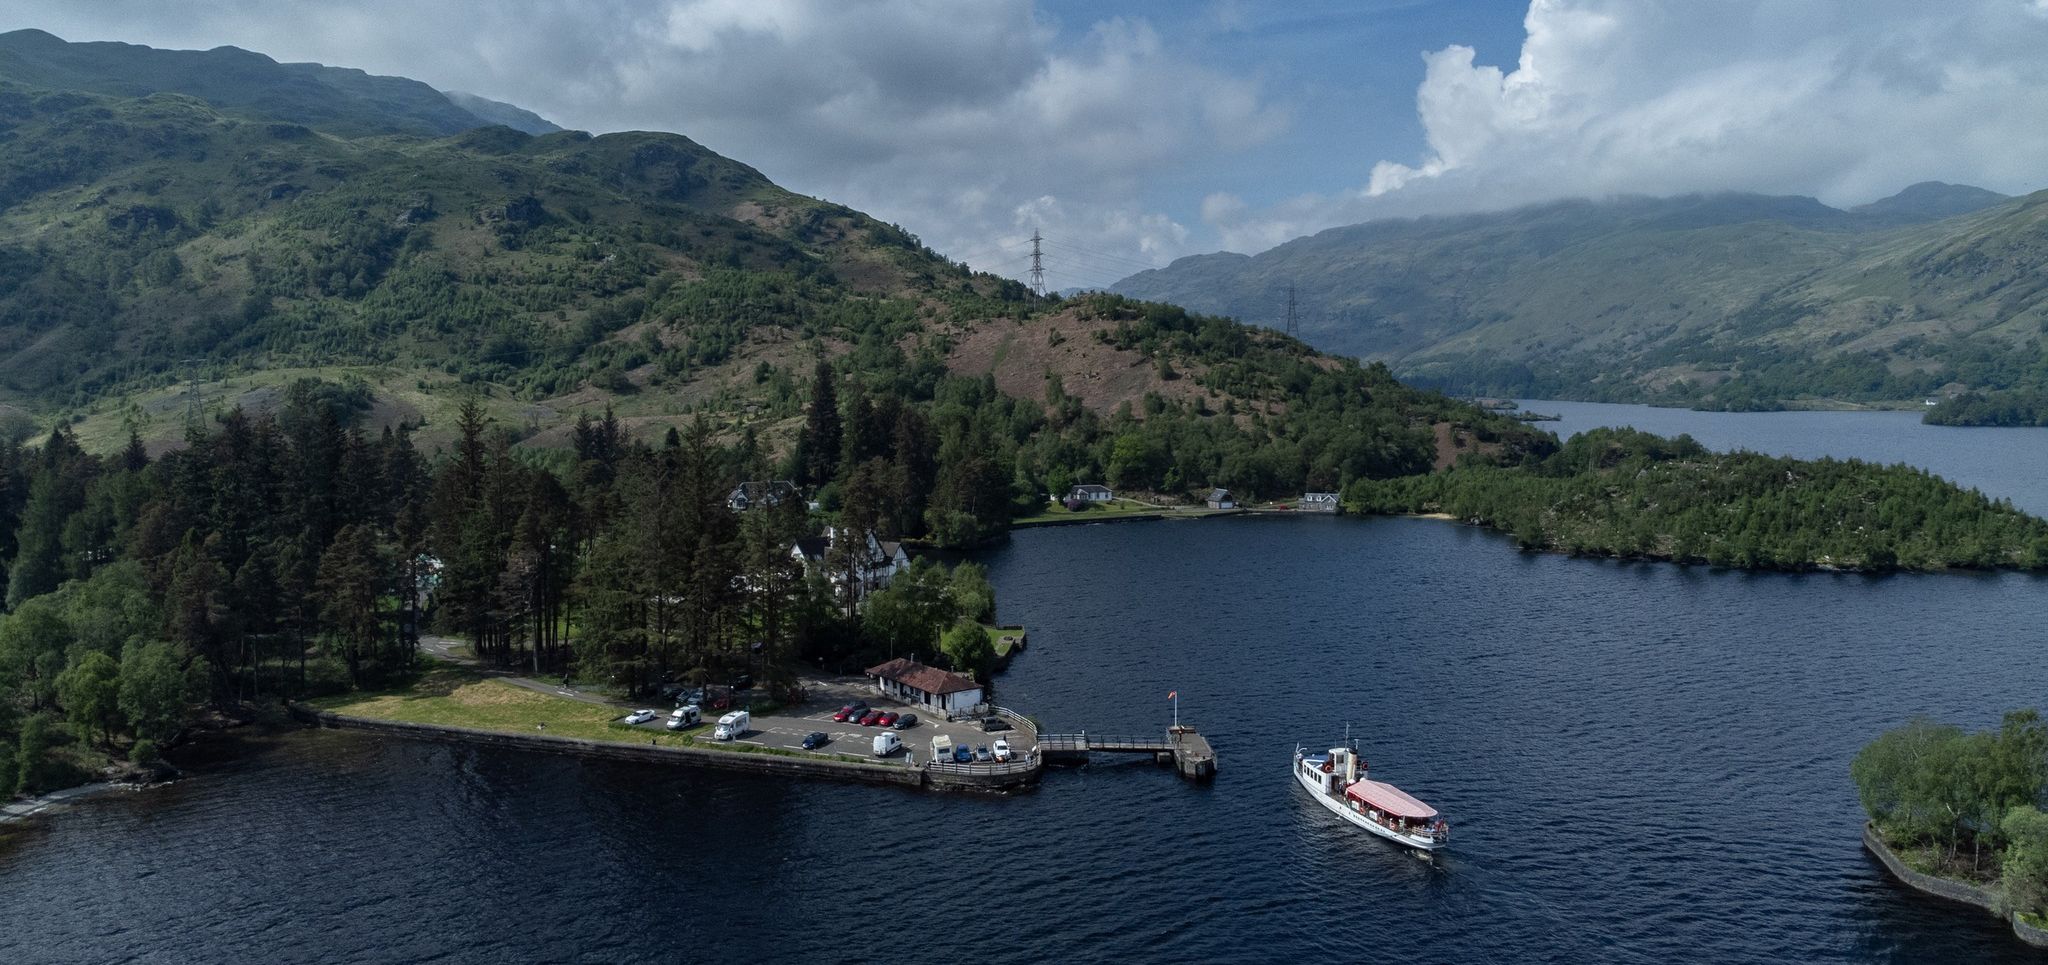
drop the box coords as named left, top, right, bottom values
left=1294, top=757, right=1445, bottom=851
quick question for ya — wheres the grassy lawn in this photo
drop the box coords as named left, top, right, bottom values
left=986, top=625, right=1025, bottom=658
left=307, top=660, right=868, bottom=763
left=1012, top=497, right=1177, bottom=524
left=307, top=660, right=708, bottom=747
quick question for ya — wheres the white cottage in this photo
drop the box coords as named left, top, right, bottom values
left=864, top=658, right=985, bottom=715
left=1069, top=484, right=1114, bottom=503
left=790, top=526, right=910, bottom=600
left=1300, top=492, right=1339, bottom=512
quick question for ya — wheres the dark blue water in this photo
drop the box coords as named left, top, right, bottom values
left=1523, top=399, right=2048, bottom=517
left=4, top=517, right=2044, bottom=963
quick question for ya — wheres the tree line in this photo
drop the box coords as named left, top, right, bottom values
left=1344, top=427, right=2048, bottom=570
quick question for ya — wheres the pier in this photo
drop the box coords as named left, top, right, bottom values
left=1037, top=725, right=1216, bottom=780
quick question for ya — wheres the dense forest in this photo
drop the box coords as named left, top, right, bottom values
left=1344, top=428, right=2048, bottom=570
left=0, top=306, right=1534, bottom=796
left=1854, top=711, right=2048, bottom=924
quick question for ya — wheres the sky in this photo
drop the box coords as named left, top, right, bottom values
left=15, top=0, right=2048, bottom=290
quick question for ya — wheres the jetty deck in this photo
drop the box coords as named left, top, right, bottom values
left=1037, top=725, right=1216, bottom=780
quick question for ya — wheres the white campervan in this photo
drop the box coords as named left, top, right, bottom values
left=872, top=732, right=902, bottom=757
left=713, top=710, right=749, bottom=741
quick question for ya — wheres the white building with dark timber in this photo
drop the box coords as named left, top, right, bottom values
left=864, top=657, right=985, bottom=715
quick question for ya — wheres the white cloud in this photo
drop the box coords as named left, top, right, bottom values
left=1210, top=0, right=2048, bottom=253
left=16, top=0, right=1284, bottom=281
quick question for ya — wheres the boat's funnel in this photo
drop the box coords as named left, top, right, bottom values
left=1345, top=750, right=1357, bottom=784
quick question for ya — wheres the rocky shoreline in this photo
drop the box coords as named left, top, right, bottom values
left=1863, top=822, right=2048, bottom=949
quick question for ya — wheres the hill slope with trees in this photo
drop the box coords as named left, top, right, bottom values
left=1113, top=186, right=2048, bottom=410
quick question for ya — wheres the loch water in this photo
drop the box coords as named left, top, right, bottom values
left=3, top=406, right=2045, bottom=964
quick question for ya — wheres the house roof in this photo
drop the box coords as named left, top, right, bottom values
left=731, top=480, right=797, bottom=505
left=877, top=540, right=905, bottom=559
left=1073, top=484, right=1111, bottom=494
left=792, top=536, right=829, bottom=560
left=1206, top=488, right=1232, bottom=500
left=864, top=657, right=980, bottom=695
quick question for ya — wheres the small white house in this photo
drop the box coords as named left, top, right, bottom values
left=864, top=658, right=985, bottom=715
left=1300, top=492, right=1339, bottom=513
left=1069, top=484, right=1114, bottom=503
left=1206, top=488, right=1236, bottom=510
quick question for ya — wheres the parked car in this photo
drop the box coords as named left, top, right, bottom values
left=871, top=732, right=902, bottom=757
left=832, top=703, right=867, bottom=722
left=666, top=705, right=701, bottom=730
left=892, top=713, right=919, bottom=730
left=952, top=743, right=973, bottom=763
left=858, top=710, right=883, bottom=727
left=801, top=731, right=830, bottom=750
left=974, top=745, right=993, bottom=762
left=623, top=709, right=657, bottom=725
left=729, top=672, right=753, bottom=691
left=875, top=712, right=898, bottom=728
left=992, top=738, right=1011, bottom=762
left=979, top=716, right=1013, bottom=732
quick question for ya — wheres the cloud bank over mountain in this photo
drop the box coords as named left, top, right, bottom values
left=18, top=0, right=2048, bottom=272
left=1203, top=0, right=2048, bottom=253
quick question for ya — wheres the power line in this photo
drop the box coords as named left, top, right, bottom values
left=1285, top=283, right=1298, bottom=339
left=1039, top=238, right=1161, bottom=273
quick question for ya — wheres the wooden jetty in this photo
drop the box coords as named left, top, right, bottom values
left=1037, top=725, right=1216, bottom=781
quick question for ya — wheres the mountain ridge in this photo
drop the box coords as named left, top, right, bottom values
left=1114, top=185, right=2043, bottom=408
left=0, top=27, right=545, bottom=139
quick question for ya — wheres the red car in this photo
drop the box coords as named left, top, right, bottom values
left=832, top=703, right=866, bottom=723
left=875, top=712, right=899, bottom=728
left=858, top=710, right=883, bottom=726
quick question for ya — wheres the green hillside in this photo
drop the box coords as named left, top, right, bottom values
left=1114, top=187, right=2048, bottom=409
left=0, top=37, right=1557, bottom=509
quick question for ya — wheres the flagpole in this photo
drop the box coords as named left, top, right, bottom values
left=1173, top=692, right=1179, bottom=728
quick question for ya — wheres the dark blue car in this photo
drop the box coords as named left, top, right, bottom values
left=801, top=732, right=829, bottom=750
left=952, top=743, right=973, bottom=763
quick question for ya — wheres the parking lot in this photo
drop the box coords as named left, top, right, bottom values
left=615, top=676, right=1032, bottom=765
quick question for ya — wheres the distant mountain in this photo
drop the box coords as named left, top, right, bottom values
left=1114, top=188, right=2048, bottom=408
left=0, top=28, right=537, bottom=138
left=1851, top=181, right=2009, bottom=225
left=442, top=90, right=560, bottom=135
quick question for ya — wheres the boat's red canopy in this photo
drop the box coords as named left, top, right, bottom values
left=1345, top=779, right=1438, bottom=819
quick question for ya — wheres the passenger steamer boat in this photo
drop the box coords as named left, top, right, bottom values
left=1293, top=743, right=1448, bottom=851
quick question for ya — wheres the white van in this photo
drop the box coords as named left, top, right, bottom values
left=713, top=710, right=750, bottom=741
left=872, top=732, right=902, bottom=757
left=666, top=705, right=700, bottom=730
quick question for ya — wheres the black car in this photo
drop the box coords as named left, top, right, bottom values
left=892, top=713, right=919, bottom=730
left=978, top=716, right=1012, bottom=733
left=729, top=673, right=753, bottom=691
left=800, top=731, right=829, bottom=750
